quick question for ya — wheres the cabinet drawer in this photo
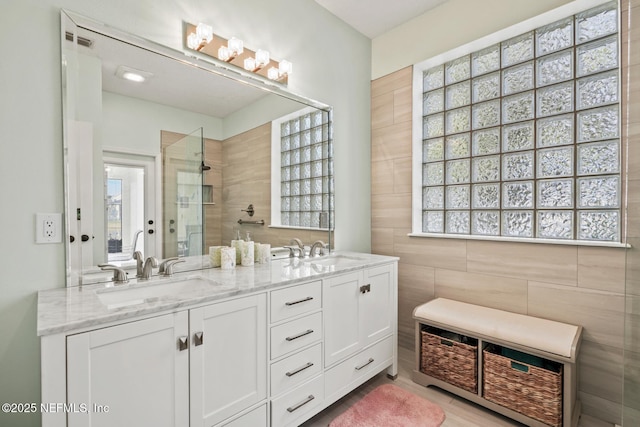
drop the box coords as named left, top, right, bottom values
left=271, top=343, right=322, bottom=396
left=219, top=404, right=266, bottom=427
left=271, top=312, right=322, bottom=360
left=325, top=336, right=394, bottom=402
left=271, top=375, right=324, bottom=427
left=271, top=281, right=321, bottom=323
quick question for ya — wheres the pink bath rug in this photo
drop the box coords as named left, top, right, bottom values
left=329, top=383, right=445, bottom=427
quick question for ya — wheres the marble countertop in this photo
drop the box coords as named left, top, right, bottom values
left=37, top=252, right=397, bottom=336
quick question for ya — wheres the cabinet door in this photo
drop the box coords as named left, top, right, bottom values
left=323, top=271, right=362, bottom=367
left=190, top=294, right=267, bottom=427
left=361, top=264, right=395, bottom=348
left=67, top=312, right=189, bottom=427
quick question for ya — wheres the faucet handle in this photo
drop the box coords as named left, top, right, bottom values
left=161, top=258, right=185, bottom=276
left=158, top=257, right=179, bottom=274
left=98, top=264, right=129, bottom=284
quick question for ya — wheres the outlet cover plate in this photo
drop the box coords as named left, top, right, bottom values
left=36, top=213, right=62, bottom=244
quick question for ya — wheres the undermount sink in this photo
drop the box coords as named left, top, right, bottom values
left=96, top=277, right=219, bottom=309
left=305, top=254, right=365, bottom=267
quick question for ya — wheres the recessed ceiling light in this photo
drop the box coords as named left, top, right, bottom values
left=115, top=65, right=153, bottom=83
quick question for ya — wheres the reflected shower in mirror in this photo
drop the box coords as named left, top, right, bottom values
left=61, top=10, right=333, bottom=286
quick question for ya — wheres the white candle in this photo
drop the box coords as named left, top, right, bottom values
left=221, top=247, right=236, bottom=269
left=241, top=241, right=255, bottom=266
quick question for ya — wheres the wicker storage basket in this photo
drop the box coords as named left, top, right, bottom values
left=483, top=345, right=563, bottom=427
left=420, top=327, right=477, bottom=393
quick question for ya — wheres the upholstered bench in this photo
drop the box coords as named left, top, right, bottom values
left=412, top=298, right=583, bottom=427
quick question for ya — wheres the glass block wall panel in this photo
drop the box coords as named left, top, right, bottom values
left=472, top=44, right=501, bottom=76
left=538, top=211, right=573, bottom=239
left=503, top=91, right=535, bottom=123
left=537, top=114, right=574, bottom=147
left=473, top=155, right=500, bottom=182
left=503, top=62, right=534, bottom=95
left=576, top=70, right=618, bottom=110
left=446, top=56, right=471, bottom=84
left=419, top=2, right=620, bottom=241
left=423, top=89, right=444, bottom=115
left=446, top=134, right=471, bottom=159
left=280, top=110, right=332, bottom=228
left=472, top=211, right=500, bottom=235
left=503, top=121, right=534, bottom=152
left=446, top=185, right=470, bottom=209
left=537, top=146, right=573, bottom=178
left=472, top=100, right=501, bottom=129
left=577, top=140, right=620, bottom=175
left=578, top=176, right=620, bottom=208
left=537, top=82, right=574, bottom=117
left=536, top=49, right=573, bottom=86
left=503, top=151, right=534, bottom=181
left=537, top=178, right=574, bottom=208
left=577, top=105, right=619, bottom=142
left=503, top=211, right=534, bottom=237
left=536, top=17, right=573, bottom=56
left=577, top=35, right=618, bottom=77
left=503, top=181, right=534, bottom=208
left=576, top=1, right=618, bottom=43
left=473, top=72, right=500, bottom=103
left=472, top=128, right=501, bottom=155
left=423, top=65, right=444, bottom=91
left=578, top=210, right=619, bottom=241
left=473, top=183, right=500, bottom=209
left=502, top=32, right=534, bottom=67
left=423, top=113, right=445, bottom=138
left=446, top=211, right=470, bottom=234
left=446, top=82, right=471, bottom=109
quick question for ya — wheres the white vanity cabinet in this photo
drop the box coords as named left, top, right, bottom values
left=323, top=264, right=397, bottom=404
left=40, top=255, right=398, bottom=427
left=61, top=293, right=267, bottom=427
left=66, top=312, right=190, bottom=427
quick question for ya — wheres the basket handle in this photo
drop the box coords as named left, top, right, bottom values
left=510, top=361, right=530, bottom=373
left=440, top=339, right=454, bottom=346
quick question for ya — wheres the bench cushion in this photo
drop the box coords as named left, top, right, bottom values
left=413, top=298, right=579, bottom=359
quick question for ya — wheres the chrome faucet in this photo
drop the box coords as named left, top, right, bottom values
left=140, top=257, right=158, bottom=280
left=159, top=257, right=185, bottom=276
left=98, top=264, right=129, bottom=285
left=133, top=251, right=145, bottom=278
left=310, top=240, right=327, bottom=257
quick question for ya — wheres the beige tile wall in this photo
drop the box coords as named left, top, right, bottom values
left=371, top=2, right=639, bottom=423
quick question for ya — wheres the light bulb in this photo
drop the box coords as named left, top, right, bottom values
left=255, top=49, right=270, bottom=68
left=218, top=46, right=231, bottom=61
left=228, top=37, right=244, bottom=56
left=195, top=23, right=213, bottom=44
left=279, top=60, right=293, bottom=76
left=244, top=57, right=256, bottom=71
left=267, top=67, right=279, bottom=80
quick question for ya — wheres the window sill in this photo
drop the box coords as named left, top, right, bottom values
left=407, top=232, right=630, bottom=248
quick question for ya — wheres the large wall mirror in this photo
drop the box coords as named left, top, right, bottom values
left=61, top=10, right=333, bottom=287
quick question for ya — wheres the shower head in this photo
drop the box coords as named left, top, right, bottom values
left=200, top=161, right=211, bottom=171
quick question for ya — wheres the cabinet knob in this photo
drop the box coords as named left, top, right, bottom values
left=178, top=336, right=188, bottom=351
left=194, top=331, right=204, bottom=346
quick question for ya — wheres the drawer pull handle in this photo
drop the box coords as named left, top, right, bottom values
left=178, top=336, right=188, bottom=351
left=286, top=362, right=314, bottom=377
left=359, top=284, right=371, bottom=294
left=286, top=329, right=314, bottom=341
left=286, top=395, right=315, bottom=413
left=355, top=357, right=375, bottom=371
left=285, top=296, right=314, bottom=306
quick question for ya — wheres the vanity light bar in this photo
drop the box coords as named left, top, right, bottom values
left=184, top=22, right=291, bottom=84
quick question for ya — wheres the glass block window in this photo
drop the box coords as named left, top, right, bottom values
left=274, top=108, right=333, bottom=229
left=418, top=1, right=621, bottom=242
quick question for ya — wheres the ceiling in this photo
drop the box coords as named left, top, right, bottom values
left=314, top=0, right=449, bottom=38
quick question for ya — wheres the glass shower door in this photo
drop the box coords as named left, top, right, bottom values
left=163, top=128, right=204, bottom=260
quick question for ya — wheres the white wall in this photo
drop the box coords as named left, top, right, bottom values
left=0, top=1, right=370, bottom=425
left=371, top=0, right=573, bottom=79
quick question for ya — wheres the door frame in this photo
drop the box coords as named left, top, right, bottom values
left=103, top=149, right=162, bottom=259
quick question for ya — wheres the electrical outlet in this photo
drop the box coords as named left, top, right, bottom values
left=36, top=213, right=62, bottom=244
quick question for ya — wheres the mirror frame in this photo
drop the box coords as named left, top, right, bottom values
left=61, top=9, right=333, bottom=286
